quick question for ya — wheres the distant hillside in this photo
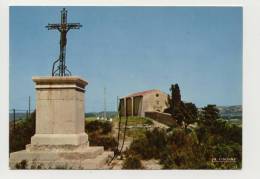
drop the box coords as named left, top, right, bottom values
left=217, top=105, right=242, bottom=120
left=9, top=112, right=29, bottom=121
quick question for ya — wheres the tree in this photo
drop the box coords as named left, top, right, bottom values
left=174, top=107, right=185, bottom=126
left=200, top=104, right=219, bottom=127
left=179, top=102, right=198, bottom=128
left=184, top=103, right=198, bottom=119
left=164, top=84, right=198, bottom=128
left=171, top=84, right=181, bottom=112
left=164, top=94, right=172, bottom=114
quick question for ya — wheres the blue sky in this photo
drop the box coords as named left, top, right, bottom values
left=10, top=6, right=242, bottom=112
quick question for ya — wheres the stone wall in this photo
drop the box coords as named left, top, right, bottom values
left=145, top=111, right=176, bottom=126
left=141, top=91, right=169, bottom=116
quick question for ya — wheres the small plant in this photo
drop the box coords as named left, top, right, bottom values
left=15, top=160, right=27, bottom=169
left=122, top=155, right=143, bottom=169
left=30, top=161, right=43, bottom=169
left=88, top=133, right=118, bottom=151
left=85, top=120, right=112, bottom=134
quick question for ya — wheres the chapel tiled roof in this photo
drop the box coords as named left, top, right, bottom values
left=122, top=89, right=167, bottom=98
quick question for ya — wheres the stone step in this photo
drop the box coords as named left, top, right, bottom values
left=81, top=151, right=114, bottom=169
left=10, top=147, right=114, bottom=169
left=10, top=146, right=104, bottom=163
left=26, top=143, right=90, bottom=152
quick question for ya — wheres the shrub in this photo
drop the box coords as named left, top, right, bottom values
left=212, top=144, right=234, bottom=158
left=122, top=155, right=143, bottom=169
left=143, top=118, right=154, bottom=125
left=85, top=120, right=112, bottom=135
left=15, top=160, right=27, bottom=169
left=167, top=128, right=187, bottom=147
left=88, top=133, right=118, bottom=151
left=85, top=120, right=118, bottom=152
left=9, top=111, right=36, bottom=153
left=146, top=128, right=167, bottom=153
left=127, top=128, right=167, bottom=160
left=127, top=137, right=152, bottom=159
left=159, top=148, right=175, bottom=169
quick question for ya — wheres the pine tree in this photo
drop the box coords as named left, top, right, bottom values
left=200, top=104, right=219, bottom=126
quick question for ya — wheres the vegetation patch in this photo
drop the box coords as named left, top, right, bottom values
left=113, top=116, right=153, bottom=126
left=15, top=160, right=28, bottom=169
left=9, top=112, right=36, bottom=153
left=122, top=155, right=143, bottom=169
left=85, top=120, right=112, bottom=135
left=85, top=120, right=118, bottom=152
left=125, top=105, right=242, bottom=169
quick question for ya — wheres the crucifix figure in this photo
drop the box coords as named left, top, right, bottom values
left=46, top=8, right=82, bottom=76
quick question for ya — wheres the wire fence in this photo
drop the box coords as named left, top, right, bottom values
left=9, top=108, right=36, bottom=155
left=9, top=109, right=35, bottom=140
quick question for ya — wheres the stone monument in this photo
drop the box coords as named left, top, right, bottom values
left=9, top=8, right=113, bottom=169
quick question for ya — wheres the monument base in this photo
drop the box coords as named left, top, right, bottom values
left=9, top=76, right=114, bottom=169
left=9, top=144, right=113, bottom=169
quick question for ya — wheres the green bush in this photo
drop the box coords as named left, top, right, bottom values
left=85, top=120, right=112, bottom=135
left=122, top=155, right=143, bottom=169
left=88, top=133, right=118, bottom=151
left=127, top=128, right=167, bottom=160
left=127, top=137, right=152, bottom=159
left=9, top=111, right=36, bottom=153
left=85, top=120, right=118, bottom=152
left=159, top=148, right=175, bottom=169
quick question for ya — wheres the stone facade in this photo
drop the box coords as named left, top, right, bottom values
left=119, top=89, right=169, bottom=117
left=9, top=76, right=113, bottom=169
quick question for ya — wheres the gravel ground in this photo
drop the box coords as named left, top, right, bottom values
left=110, top=158, right=162, bottom=170
left=142, top=159, right=162, bottom=170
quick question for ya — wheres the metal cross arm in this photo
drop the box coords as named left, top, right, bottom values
left=45, top=23, right=82, bottom=31
left=45, top=23, right=61, bottom=30
left=67, top=23, right=82, bottom=30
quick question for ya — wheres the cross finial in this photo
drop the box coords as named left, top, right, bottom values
left=46, top=8, right=82, bottom=76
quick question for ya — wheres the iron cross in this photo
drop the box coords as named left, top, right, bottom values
left=46, top=8, right=82, bottom=76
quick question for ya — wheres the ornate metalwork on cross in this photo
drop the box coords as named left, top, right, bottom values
left=46, top=8, right=82, bottom=76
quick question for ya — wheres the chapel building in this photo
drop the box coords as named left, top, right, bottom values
left=119, top=89, right=169, bottom=117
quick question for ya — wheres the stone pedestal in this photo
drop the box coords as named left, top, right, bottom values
left=10, top=76, right=113, bottom=169
left=31, top=76, right=88, bottom=146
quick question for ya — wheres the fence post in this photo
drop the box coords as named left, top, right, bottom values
left=13, top=109, right=15, bottom=134
left=29, top=96, right=31, bottom=116
left=26, top=110, right=29, bottom=120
